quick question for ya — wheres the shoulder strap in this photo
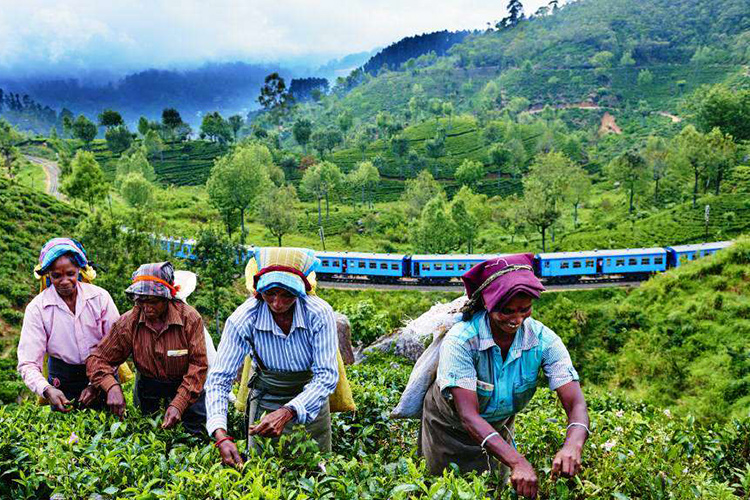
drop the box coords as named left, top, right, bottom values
left=246, top=330, right=268, bottom=372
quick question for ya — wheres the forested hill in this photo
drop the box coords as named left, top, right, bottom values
left=362, top=30, right=471, bottom=74
left=309, top=0, right=750, bottom=126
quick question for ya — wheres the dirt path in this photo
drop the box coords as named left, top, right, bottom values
left=657, top=111, right=682, bottom=123
left=527, top=101, right=603, bottom=114
left=599, top=112, right=622, bottom=135
left=24, top=155, right=62, bottom=199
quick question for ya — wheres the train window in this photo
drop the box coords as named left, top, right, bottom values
left=627, top=258, right=637, bottom=265
left=692, top=252, right=698, bottom=260
left=422, top=263, right=430, bottom=270
left=391, top=263, right=399, bottom=270
left=333, top=260, right=339, bottom=267
left=680, top=254, right=688, bottom=263
left=380, top=263, right=388, bottom=269
left=434, top=264, right=443, bottom=270
left=572, top=261, right=582, bottom=268
left=560, top=262, right=570, bottom=269
left=606, top=259, right=611, bottom=266
left=641, top=257, right=650, bottom=265
left=615, top=259, right=625, bottom=266
left=654, top=257, right=663, bottom=265
left=369, top=262, right=377, bottom=269
left=321, top=260, right=329, bottom=267
left=585, top=260, right=594, bottom=267
left=446, top=263, right=455, bottom=270
left=358, top=261, right=365, bottom=268
left=458, top=263, right=467, bottom=270
left=544, top=262, right=550, bottom=268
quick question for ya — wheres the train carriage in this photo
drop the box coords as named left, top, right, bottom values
left=538, top=248, right=667, bottom=283
left=666, top=241, right=733, bottom=268
left=315, top=251, right=408, bottom=281
left=411, top=254, right=509, bottom=282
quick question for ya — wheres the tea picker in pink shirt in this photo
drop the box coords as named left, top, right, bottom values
left=17, top=238, right=120, bottom=411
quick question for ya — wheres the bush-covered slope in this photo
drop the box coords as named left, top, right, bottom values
left=0, top=356, right=747, bottom=499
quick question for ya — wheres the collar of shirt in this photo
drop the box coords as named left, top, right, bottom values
left=137, top=300, right=184, bottom=334
left=41, top=281, right=100, bottom=317
left=473, top=311, right=539, bottom=363
left=255, top=298, right=308, bottom=338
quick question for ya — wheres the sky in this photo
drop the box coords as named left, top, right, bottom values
left=0, top=0, right=550, bottom=78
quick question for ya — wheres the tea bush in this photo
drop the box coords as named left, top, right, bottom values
left=0, top=355, right=747, bottom=499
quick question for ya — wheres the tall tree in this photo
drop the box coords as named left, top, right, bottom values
left=62, top=151, right=108, bottom=211
left=292, top=119, right=313, bottom=152
left=228, top=115, right=244, bottom=141
left=412, top=194, right=459, bottom=253
left=401, top=169, right=444, bottom=218
left=105, top=125, right=133, bottom=154
left=607, top=150, right=649, bottom=215
left=518, top=151, right=571, bottom=251
left=98, top=109, right=123, bottom=130
left=498, top=0, right=524, bottom=29
left=451, top=186, right=490, bottom=253
left=143, top=129, right=165, bottom=164
left=0, top=119, right=22, bottom=178
left=350, top=160, right=380, bottom=209
left=705, top=127, right=737, bottom=195
left=455, top=159, right=485, bottom=189
left=301, top=161, right=343, bottom=225
left=161, top=108, right=183, bottom=137
left=72, top=115, right=97, bottom=148
left=257, top=73, right=293, bottom=125
left=257, top=185, right=299, bottom=246
left=200, top=112, right=232, bottom=143
left=206, top=143, right=273, bottom=243
left=691, top=84, right=750, bottom=142
left=390, top=134, right=410, bottom=178
left=672, top=125, right=710, bottom=208
left=115, top=150, right=156, bottom=186
left=311, top=128, right=342, bottom=159
left=119, top=172, right=154, bottom=209
left=566, top=165, right=591, bottom=229
left=644, top=136, right=669, bottom=204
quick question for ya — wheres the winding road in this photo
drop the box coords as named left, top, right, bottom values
left=24, top=155, right=62, bottom=199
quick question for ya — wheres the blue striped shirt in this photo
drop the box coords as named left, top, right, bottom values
left=205, top=295, right=338, bottom=436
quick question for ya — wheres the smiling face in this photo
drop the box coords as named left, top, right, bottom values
left=488, top=293, right=534, bottom=336
left=48, top=255, right=79, bottom=299
left=261, top=287, right=297, bottom=316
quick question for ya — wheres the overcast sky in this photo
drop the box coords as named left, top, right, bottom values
left=0, top=0, right=550, bottom=77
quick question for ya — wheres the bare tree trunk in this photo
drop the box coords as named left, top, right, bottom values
left=317, top=197, right=322, bottom=227
left=541, top=226, right=547, bottom=252
left=693, top=170, right=699, bottom=208
left=239, top=208, right=246, bottom=244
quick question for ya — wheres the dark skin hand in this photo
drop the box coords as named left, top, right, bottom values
left=451, top=381, right=589, bottom=499
left=106, top=384, right=127, bottom=418
left=162, top=406, right=182, bottom=429
left=213, top=428, right=244, bottom=468
left=78, top=385, right=100, bottom=407
left=44, top=386, right=72, bottom=412
left=248, top=406, right=296, bottom=438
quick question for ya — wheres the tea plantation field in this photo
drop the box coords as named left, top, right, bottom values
left=0, top=356, right=748, bottom=499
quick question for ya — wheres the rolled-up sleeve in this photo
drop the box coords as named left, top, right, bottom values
left=287, top=305, right=338, bottom=425
left=170, top=313, right=207, bottom=415
left=17, top=301, right=52, bottom=397
left=436, top=334, right=477, bottom=396
left=205, top=315, right=250, bottom=436
left=541, top=330, right=579, bottom=391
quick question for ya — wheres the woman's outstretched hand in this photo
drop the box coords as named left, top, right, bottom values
left=551, top=441, right=583, bottom=479
left=248, top=406, right=295, bottom=438
left=510, top=459, right=538, bottom=498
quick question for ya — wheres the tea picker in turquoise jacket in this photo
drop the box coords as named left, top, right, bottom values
left=420, top=254, right=589, bottom=499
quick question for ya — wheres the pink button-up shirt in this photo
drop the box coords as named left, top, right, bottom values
left=17, top=281, right=120, bottom=396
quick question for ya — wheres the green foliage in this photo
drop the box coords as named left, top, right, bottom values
left=0, top=119, right=22, bottom=178
left=690, top=84, right=750, bottom=141
left=104, top=125, right=133, bottom=155
left=257, top=185, right=300, bottom=246
left=98, top=109, right=123, bottom=129
left=412, top=194, right=459, bottom=253
left=72, top=115, right=97, bottom=147
left=119, top=172, right=154, bottom=208
left=454, top=159, right=485, bottom=188
left=200, top=112, right=232, bottom=144
left=61, top=151, right=108, bottom=211
left=400, top=169, right=444, bottom=219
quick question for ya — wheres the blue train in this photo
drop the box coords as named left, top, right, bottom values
left=158, top=237, right=733, bottom=286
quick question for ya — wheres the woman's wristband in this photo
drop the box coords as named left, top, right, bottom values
left=566, top=422, right=591, bottom=436
left=480, top=431, right=500, bottom=449
left=214, top=435, right=234, bottom=448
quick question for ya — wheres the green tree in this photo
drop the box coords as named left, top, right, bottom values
left=401, top=169, right=444, bottom=218
left=644, top=136, right=669, bottom=204
left=498, top=0, right=525, bottom=28
left=607, top=150, right=649, bottom=215
left=115, top=150, right=156, bottom=187
left=228, top=115, right=244, bottom=141
left=257, top=184, right=299, bottom=246
left=62, top=151, right=108, bottom=211
left=98, top=109, right=123, bottom=129
left=206, top=143, right=273, bottom=243
left=161, top=108, right=183, bottom=138
left=311, top=128, right=342, bottom=159
left=451, top=186, right=490, bottom=253
left=350, top=160, right=380, bottom=209
left=442, top=102, right=454, bottom=128
left=518, top=151, right=571, bottom=251
left=72, top=115, right=97, bottom=148
left=672, top=125, right=710, bottom=208
left=390, top=134, right=410, bottom=178
left=691, top=84, right=750, bottom=141
left=119, top=171, right=154, bottom=208
left=201, top=112, right=232, bottom=143
left=301, top=160, right=342, bottom=226
left=637, top=69, right=654, bottom=86
left=412, top=194, right=459, bottom=253
left=620, top=50, right=636, bottom=67
left=0, top=119, right=22, bottom=178
left=257, top=72, right=293, bottom=125
left=566, top=165, right=591, bottom=229
left=143, top=129, right=165, bottom=164
left=705, top=127, right=737, bottom=195
left=293, top=119, right=313, bottom=152
left=488, top=144, right=514, bottom=183
left=429, top=98, right=443, bottom=123
left=338, top=111, right=353, bottom=138
left=137, top=116, right=152, bottom=137
left=105, top=125, right=133, bottom=154
left=455, top=159, right=485, bottom=189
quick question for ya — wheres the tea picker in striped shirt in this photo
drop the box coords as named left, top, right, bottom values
left=86, top=261, right=208, bottom=434
left=205, top=247, right=338, bottom=468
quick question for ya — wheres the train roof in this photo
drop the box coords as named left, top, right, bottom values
left=315, top=251, right=407, bottom=260
left=410, top=254, right=510, bottom=261
left=666, top=241, right=733, bottom=253
left=539, top=247, right=666, bottom=259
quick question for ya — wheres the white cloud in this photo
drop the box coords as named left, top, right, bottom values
left=0, top=0, right=551, bottom=75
